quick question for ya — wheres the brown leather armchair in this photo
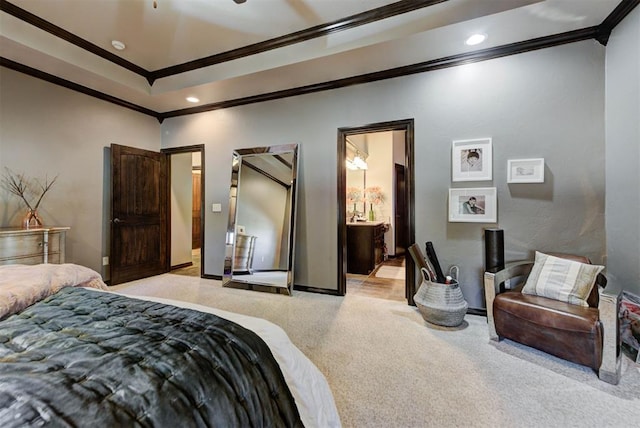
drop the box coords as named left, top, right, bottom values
left=483, top=253, right=622, bottom=384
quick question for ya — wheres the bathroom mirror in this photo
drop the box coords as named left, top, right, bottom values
left=223, top=144, right=299, bottom=295
left=345, top=137, right=368, bottom=218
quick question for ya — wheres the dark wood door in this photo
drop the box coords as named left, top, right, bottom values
left=192, top=172, right=201, bottom=249
left=110, top=144, right=168, bottom=285
left=394, top=163, right=406, bottom=256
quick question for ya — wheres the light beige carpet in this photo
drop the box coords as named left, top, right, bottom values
left=111, top=274, right=640, bottom=427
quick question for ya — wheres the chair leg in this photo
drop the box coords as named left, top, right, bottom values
left=598, top=290, right=622, bottom=385
left=484, top=272, right=500, bottom=341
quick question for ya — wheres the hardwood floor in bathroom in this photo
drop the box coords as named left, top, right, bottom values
left=346, top=256, right=406, bottom=302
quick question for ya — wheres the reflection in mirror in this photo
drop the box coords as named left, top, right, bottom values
left=346, top=137, right=368, bottom=221
left=346, top=168, right=365, bottom=221
left=223, top=144, right=298, bottom=295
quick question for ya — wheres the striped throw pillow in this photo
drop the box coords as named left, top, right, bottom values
left=522, top=251, right=604, bottom=307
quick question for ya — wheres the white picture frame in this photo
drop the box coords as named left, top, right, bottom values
left=452, top=138, right=492, bottom=182
left=448, top=187, right=497, bottom=223
left=507, top=158, right=545, bottom=183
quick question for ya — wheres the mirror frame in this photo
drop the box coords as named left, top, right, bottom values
left=222, top=143, right=299, bottom=295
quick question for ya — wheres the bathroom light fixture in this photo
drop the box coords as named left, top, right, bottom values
left=465, top=33, right=487, bottom=46
left=353, top=155, right=368, bottom=170
left=186, top=96, right=200, bottom=103
left=346, top=156, right=366, bottom=170
left=345, top=139, right=369, bottom=170
left=347, top=152, right=368, bottom=170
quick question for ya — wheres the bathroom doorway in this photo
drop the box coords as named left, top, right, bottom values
left=337, top=119, right=416, bottom=304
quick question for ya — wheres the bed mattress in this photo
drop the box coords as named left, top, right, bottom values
left=0, top=264, right=341, bottom=427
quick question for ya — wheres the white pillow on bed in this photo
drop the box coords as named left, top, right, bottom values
left=522, top=251, right=603, bottom=307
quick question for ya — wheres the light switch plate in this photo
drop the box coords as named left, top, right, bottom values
left=212, top=203, right=222, bottom=213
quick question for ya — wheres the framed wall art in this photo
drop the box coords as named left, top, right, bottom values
left=452, top=138, right=492, bottom=182
left=507, top=158, right=545, bottom=183
left=448, top=187, right=497, bottom=223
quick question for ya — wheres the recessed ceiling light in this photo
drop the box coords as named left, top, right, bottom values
left=111, top=40, right=126, bottom=50
left=186, top=96, right=200, bottom=103
left=465, top=34, right=487, bottom=46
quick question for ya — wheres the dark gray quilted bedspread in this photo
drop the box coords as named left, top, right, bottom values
left=0, top=287, right=303, bottom=427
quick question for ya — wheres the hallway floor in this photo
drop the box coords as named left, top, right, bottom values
left=171, top=249, right=201, bottom=277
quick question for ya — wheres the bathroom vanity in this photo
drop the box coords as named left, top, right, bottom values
left=347, top=221, right=386, bottom=275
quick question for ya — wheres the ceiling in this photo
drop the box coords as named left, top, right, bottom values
left=0, top=0, right=632, bottom=119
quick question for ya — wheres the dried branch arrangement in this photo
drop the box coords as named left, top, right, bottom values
left=1, top=167, right=58, bottom=211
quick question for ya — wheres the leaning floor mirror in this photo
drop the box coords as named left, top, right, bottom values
left=223, top=144, right=299, bottom=295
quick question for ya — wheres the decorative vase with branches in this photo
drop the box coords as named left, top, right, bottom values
left=1, top=168, right=58, bottom=229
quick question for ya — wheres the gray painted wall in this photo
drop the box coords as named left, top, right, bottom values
left=2, top=33, right=635, bottom=303
left=0, top=68, right=160, bottom=278
left=605, top=7, right=640, bottom=297
left=161, top=40, right=607, bottom=308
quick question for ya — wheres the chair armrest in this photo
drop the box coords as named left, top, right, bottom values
left=491, top=261, right=534, bottom=293
left=483, top=261, right=533, bottom=340
left=598, top=282, right=622, bottom=384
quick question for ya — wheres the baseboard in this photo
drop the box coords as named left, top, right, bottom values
left=225, top=280, right=291, bottom=295
left=202, top=273, right=223, bottom=280
left=467, top=307, right=487, bottom=317
left=294, top=284, right=343, bottom=296
left=171, top=262, right=193, bottom=270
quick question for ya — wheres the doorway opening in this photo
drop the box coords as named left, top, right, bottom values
left=162, top=145, right=205, bottom=278
left=337, top=119, right=416, bottom=304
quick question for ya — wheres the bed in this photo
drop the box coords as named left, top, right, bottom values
left=0, top=264, right=341, bottom=427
